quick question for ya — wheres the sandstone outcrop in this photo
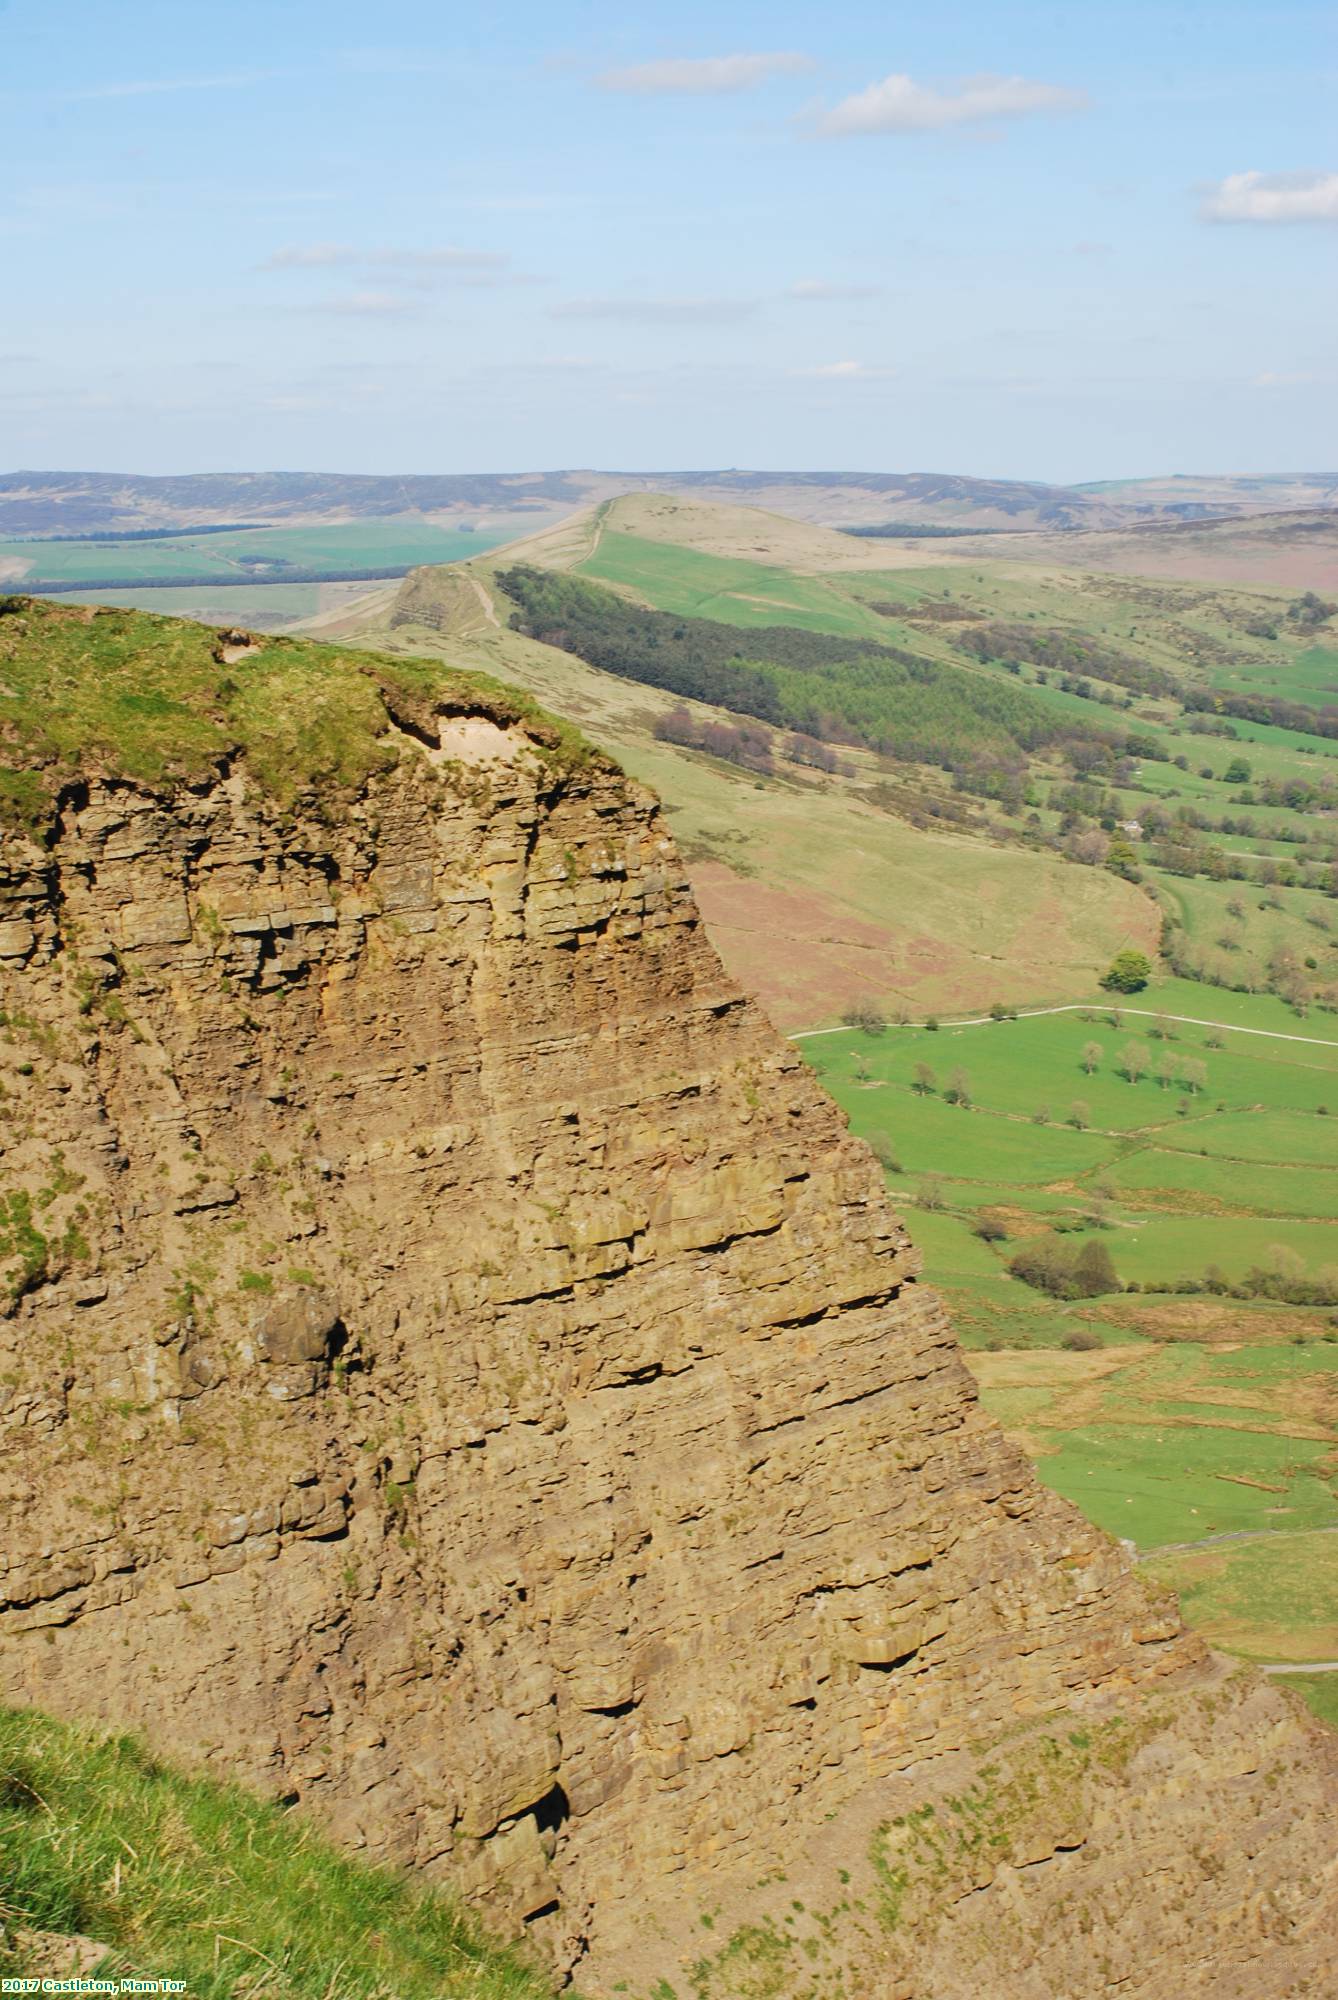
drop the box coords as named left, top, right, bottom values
left=0, top=600, right=1333, bottom=1994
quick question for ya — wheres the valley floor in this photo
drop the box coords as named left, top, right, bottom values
left=802, top=976, right=1338, bottom=1712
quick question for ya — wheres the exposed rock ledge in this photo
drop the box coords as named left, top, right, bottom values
left=0, top=657, right=1333, bottom=1994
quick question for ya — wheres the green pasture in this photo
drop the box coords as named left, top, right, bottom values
left=6, top=518, right=516, bottom=587
left=1159, top=1105, right=1338, bottom=1164
left=803, top=981, right=1338, bottom=1347
left=1156, top=873, right=1338, bottom=988
left=1038, top=1424, right=1336, bottom=1551
left=52, top=582, right=329, bottom=625
left=1147, top=1531, right=1338, bottom=1662
left=1109, top=1148, right=1338, bottom=1218
left=577, top=529, right=886, bottom=637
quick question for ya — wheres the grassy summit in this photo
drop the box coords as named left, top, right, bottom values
left=0, top=1707, right=551, bottom=2000
left=0, top=596, right=591, bottom=838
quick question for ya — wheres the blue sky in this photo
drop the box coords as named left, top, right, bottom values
left=2, top=0, right=1335, bottom=481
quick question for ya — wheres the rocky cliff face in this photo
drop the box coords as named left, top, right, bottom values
left=0, top=602, right=1334, bottom=1995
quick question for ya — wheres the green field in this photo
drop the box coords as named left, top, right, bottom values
left=578, top=528, right=890, bottom=638
left=804, top=980, right=1338, bottom=1312
left=2, top=518, right=521, bottom=588
left=803, top=981, right=1338, bottom=1703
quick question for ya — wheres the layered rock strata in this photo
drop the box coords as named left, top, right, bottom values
left=0, top=623, right=1333, bottom=1991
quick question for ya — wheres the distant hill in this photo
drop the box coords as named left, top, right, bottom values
left=919, top=507, right=1338, bottom=592
left=4, top=465, right=1337, bottom=539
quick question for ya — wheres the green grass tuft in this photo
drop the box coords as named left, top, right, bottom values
left=0, top=1707, right=553, bottom=2000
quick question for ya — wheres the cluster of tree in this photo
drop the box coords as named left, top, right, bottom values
left=1242, top=775, right=1338, bottom=814
left=652, top=705, right=775, bottom=773
left=1135, top=1248, right=1338, bottom=1308
left=785, top=731, right=851, bottom=774
left=1288, top=591, right=1337, bottom=631
left=13, top=521, right=268, bottom=544
left=956, top=621, right=1179, bottom=698
left=1184, top=685, right=1338, bottom=745
left=843, top=522, right=984, bottom=539
left=496, top=564, right=1078, bottom=768
left=841, top=999, right=887, bottom=1033
left=909, top=1061, right=973, bottom=1105
left=1008, top=1236, right=1120, bottom=1298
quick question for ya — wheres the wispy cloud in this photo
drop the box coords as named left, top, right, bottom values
left=815, top=72, right=1088, bottom=138
left=1201, top=170, right=1338, bottom=224
left=789, top=359, right=896, bottom=379
left=304, top=291, right=421, bottom=318
left=262, top=242, right=509, bottom=272
left=596, top=52, right=814, bottom=95
left=56, top=70, right=286, bottom=102
left=787, top=278, right=882, bottom=301
left=1253, top=368, right=1338, bottom=387
left=550, top=296, right=758, bottom=324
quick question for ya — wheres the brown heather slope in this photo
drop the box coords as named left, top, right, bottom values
left=919, top=507, right=1338, bottom=591
left=0, top=600, right=1334, bottom=1997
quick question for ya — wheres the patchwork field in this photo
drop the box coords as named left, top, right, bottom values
left=802, top=981, right=1338, bottom=1705
left=1, top=518, right=525, bottom=594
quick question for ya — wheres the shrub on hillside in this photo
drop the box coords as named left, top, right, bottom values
left=1008, top=1235, right=1120, bottom=1300
left=1100, top=949, right=1152, bottom=994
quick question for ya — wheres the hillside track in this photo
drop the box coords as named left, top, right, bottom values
left=793, top=1002, right=1338, bottom=1052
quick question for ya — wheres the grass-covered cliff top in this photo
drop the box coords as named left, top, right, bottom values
left=0, top=1707, right=554, bottom=2000
left=0, top=596, right=597, bottom=837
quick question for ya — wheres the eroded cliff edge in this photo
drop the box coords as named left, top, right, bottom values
left=0, top=600, right=1334, bottom=1997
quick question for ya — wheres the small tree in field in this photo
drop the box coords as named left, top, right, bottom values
left=1074, top=1239, right=1119, bottom=1296
left=1119, top=1040, right=1150, bottom=1085
left=842, top=999, right=887, bottom=1035
left=1180, top=1058, right=1208, bottom=1095
left=974, top=1207, right=1010, bottom=1242
left=1069, top=1099, right=1091, bottom=1129
left=944, top=1066, right=972, bottom=1108
left=912, top=1061, right=937, bottom=1097
left=1156, top=1052, right=1180, bottom=1090
left=1100, top=948, right=1152, bottom=994
left=1081, top=1040, right=1103, bottom=1075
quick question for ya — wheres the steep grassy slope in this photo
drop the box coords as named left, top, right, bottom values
left=0, top=1709, right=550, bottom=2000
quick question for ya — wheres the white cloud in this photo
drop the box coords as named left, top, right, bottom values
left=1201, top=170, right=1338, bottom=224
left=816, top=71, right=1088, bottom=138
left=787, top=278, right=882, bottom=301
left=263, top=243, right=508, bottom=271
left=596, top=52, right=814, bottom=95
left=789, top=359, right=896, bottom=379
left=550, top=296, right=758, bottom=324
